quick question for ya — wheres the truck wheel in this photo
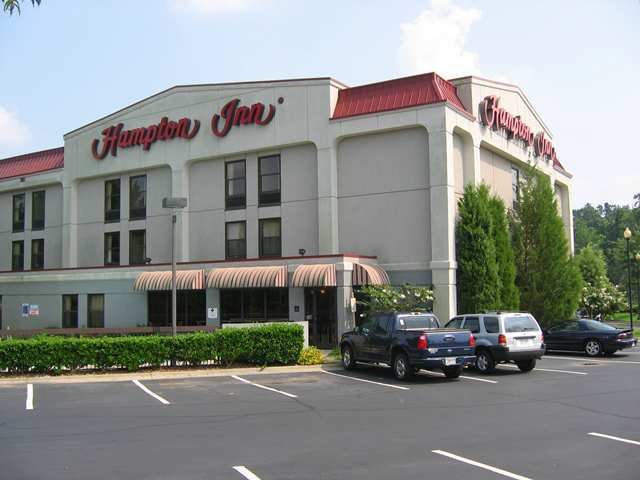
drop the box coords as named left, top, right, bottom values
left=443, top=366, right=462, bottom=379
left=475, top=350, right=495, bottom=374
left=393, top=352, right=414, bottom=381
left=516, top=359, right=536, bottom=372
left=341, top=345, right=356, bottom=370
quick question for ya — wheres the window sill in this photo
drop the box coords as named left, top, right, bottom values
left=225, top=206, right=247, bottom=211
left=104, top=219, right=120, bottom=224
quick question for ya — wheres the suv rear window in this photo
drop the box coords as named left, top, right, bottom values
left=504, top=315, right=539, bottom=332
left=397, top=315, right=440, bottom=330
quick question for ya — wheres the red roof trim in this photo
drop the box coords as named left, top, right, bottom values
left=0, top=147, right=64, bottom=181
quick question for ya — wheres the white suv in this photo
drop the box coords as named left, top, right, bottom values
left=445, top=312, right=545, bottom=373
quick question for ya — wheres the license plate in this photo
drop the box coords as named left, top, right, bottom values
left=517, top=339, right=534, bottom=346
left=445, top=357, right=457, bottom=366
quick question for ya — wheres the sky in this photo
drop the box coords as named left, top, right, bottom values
left=1, top=0, right=638, bottom=208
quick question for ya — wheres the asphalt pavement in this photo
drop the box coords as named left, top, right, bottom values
left=1, top=349, right=639, bottom=479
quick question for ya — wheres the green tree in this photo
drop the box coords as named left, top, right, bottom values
left=512, top=168, right=583, bottom=327
left=455, top=184, right=500, bottom=314
left=574, top=244, right=625, bottom=317
left=488, top=195, right=519, bottom=310
left=574, top=244, right=608, bottom=286
left=3, top=0, right=40, bottom=15
left=356, top=284, right=434, bottom=317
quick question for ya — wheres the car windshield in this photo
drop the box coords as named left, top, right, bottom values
left=582, top=319, right=617, bottom=331
left=504, top=315, right=539, bottom=332
left=397, top=315, right=440, bottom=330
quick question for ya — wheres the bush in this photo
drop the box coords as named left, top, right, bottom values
left=0, top=324, right=304, bottom=375
left=297, top=346, right=324, bottom=365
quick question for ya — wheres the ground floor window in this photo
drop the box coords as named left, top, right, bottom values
left=62, top=294, right=78, bottom=328
left=87, top=294, right=105, bottom=328
left=147, top=290, right=206, bottom=327
left=221, top=288, right=288, bottom=323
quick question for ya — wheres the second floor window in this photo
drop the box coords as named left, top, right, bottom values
left=12, top=240, right=24, bottom=271
left=225, top=221, right=246, bottom=259
left=31, top=239, right=44, bottom=270
left=32, top=190, right=45, bottom=230
left=12, top=193, right=25, bottom=232
left=105, top=179, right=120, bottom=223
left=259, top=155, right=281, bottom=205
left=259, top=218, right=281, bottom=257
left=225, top=160, right=246, bottom=209
left=129, top=229, right=146, bottom=265
left=104, top=231, right=120, bottom=266
left=129, top=175, right=147, bottom=220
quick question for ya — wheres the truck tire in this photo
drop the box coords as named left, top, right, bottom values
left=475, top=350, right=495, bottom=374
left=393, top=352, right=414, bottom=381
left=443, top=366, right=462, bottom=379
left=341, top=345, right=356, bottom=370
left=516, top=358, right=536, bottom=372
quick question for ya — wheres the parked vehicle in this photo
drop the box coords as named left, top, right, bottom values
left=445, top=312, right=545, bottom=373
left=543, top=319, right=637, bottom=357
left=340, top=312, right=476, bottom=381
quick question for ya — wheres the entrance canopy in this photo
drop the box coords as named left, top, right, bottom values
left=352, top=263, right=390, bottom=286
left=291, top=264, right=337, bottom=287
left=133, top=269, right=205, bottom=291
left=206, top=265, right=287, bottom=289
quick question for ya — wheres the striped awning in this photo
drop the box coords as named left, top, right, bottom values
left=352, top=263, right=390, bottom=286
left=206, top=266, right=287, bottom=289
left=291, top=264, right=337, bottom=287
left=133, top=269, right=205, bottom=291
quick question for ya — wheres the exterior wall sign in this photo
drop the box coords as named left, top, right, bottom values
left=479, top=95, right=559, bottom=164
left=211, top=98, right=279, bottom=138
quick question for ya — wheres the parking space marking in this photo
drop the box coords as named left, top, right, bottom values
left=543, top=356, right=640, bottom=365
left=25, top=384, right=34, bottom=410
left=231, top=375, right=298, bottom=398
left=322, top=370, right=410, bottom=390
left=420, top=370, right=498, bottom=384
left=499, top=364, right=588, bottom=375
left=233, top=466, right=262, bottom=479
left=588, top=432, right=640, bottom=446
left=132, top=380, right=170, bottom=405
left=432, top=450, right=533, bottom=480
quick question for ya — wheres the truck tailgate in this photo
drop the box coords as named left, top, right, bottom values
left=405, top=328, right=471, bottom=348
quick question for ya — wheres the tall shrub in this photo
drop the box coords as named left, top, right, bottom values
left=511, top=168, right=583, bottom=326
left=456, top=184, right=500, bottom=314
left=489, top=195, right=520, bottom=310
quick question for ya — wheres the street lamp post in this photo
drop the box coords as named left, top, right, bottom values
left=635, top=253, right=640, bottom=332
left=624, top=228, right=633, bottom=330
left=162, top=197, right=188, bottom=337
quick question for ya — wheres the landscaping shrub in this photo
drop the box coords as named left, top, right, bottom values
left=297, top=346, right=324, bottom=365
left=0, top=323, right=304, bottom=374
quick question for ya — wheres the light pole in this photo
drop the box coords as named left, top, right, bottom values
left=635, top=252, right=640, bottom=332
left=624, top=228, right=632, bottom=330
left=162, top=197, right=187, bottom=336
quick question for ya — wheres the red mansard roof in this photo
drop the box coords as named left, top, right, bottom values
left=0, top=147, right=64, bottom=181
left=331, top=72, right=471, bottom=120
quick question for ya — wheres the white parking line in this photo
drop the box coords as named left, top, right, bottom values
left=588, top=432, right=640, bottom=446
left=322, top=370, right=410, bottom=390
left=25, top=384, right=34, bottom=410
left=499, top=364, right=588, bottom=375
left=132, top=380, right=170, bottom=405
left=233, top=466, right=262, bottom=479
left=432, top=450, right=534, bottom=480
left=543, top=356, right=640, bottom=365
left=231, top=375, right=298, bottom=398
left=420, top=370, right=498, bottom=384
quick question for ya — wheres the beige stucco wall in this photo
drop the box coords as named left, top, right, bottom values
left=480, top=146, right=516, bottom=208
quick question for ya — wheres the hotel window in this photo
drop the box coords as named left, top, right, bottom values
left=225, top=221, right=246, bottom=260
left=511, top=167, right=520, bottom=209
left=259, top=155, right=281, bottom=206
left=225, top=160, right=246, bottom=209
left=104, top=231, right=120, bottom=266
left=129, top=175, right=147, bottom=220
left=11, top=240, right=24, bottom=271
left=31, top=239, right=44, bottom=270
left=105, top=179, right=120, bottom=223
left=31, top=190, right=45, bottom=230
left=87, top=294, right=105, bottom=328
left=259, top=218, right=281, bottom=257
left=12, top=193, right=25, bottom=232
left=221, top=288, right=289, bottom=323
left=129, top=229, right=146, bottom=265
left=62, top=294, right=78, bottom=328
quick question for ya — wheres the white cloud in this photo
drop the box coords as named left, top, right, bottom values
left=398, top=0, right=483, bottom=79
left=0, top=106, right=30, bottom=149
left=170, top=0, right=258, bottom=14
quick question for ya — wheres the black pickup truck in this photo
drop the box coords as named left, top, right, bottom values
left=340, top=312, right=476, bottom=381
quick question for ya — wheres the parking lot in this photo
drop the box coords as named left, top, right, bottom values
left=1, top=350, right=639, bottom=480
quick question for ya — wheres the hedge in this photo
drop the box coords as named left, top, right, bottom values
left=0, top=323, right=304, bottom=374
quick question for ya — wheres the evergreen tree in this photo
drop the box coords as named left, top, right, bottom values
left=456, top=184, right=500, bottom=314
left=489, top=195, right=520, bottom=310
left=511, top=168, right=583, bottom=326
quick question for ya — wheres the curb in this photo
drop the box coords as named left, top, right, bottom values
left=0, top=362, right=342, bottom=385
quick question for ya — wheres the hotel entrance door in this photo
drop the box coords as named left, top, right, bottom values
left=305, top=287, right=337, bottom=349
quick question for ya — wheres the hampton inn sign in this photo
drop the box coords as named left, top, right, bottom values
left=479, top=95, right=559, bottom=164
left=91, top=97, right=280, bottom=159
